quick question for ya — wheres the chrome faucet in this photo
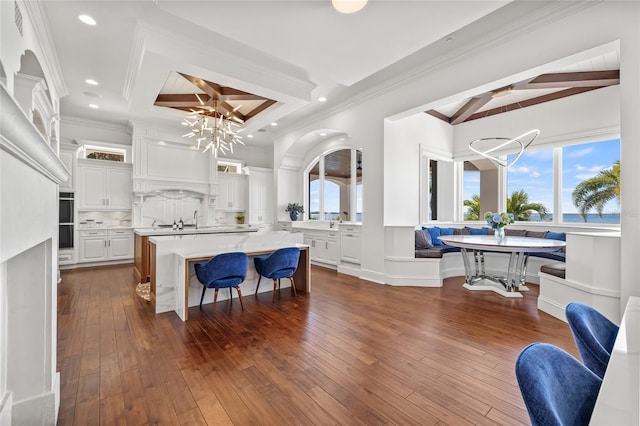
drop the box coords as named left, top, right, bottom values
left=193, top=210, right=198, bottom=229
left=329, top=217, right=335, bottom=228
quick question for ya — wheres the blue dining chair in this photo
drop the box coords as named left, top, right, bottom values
left=254, top=247, right=300, bottom=301
left=194, top=252, right=249, bottom=309
left=565, top=302, right=619, bottom=378
left=515, top=342, right=602, bottom=426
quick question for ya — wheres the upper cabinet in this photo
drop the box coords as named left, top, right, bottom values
left=216, top=173, right=246, bottom=211
left=77, top=159, right=132, bottom=210
left=246, top=167, right=273, bottom=226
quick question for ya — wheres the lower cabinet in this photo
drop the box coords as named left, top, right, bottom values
left=79, top=229, right=133, bottom=263
left=303, top=230, right=339, bottom=266
left=339, top=224, right=361, bottom=264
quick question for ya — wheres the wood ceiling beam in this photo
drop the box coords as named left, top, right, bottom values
left=450, top=93, right=493, bottom=125
left=243, top=99, right=277, bottom=121
left=522, top=70, right=620, bottom=89
left=425, top=109, right=451, bottom=123
left=465, top=86, right=602, bottom=122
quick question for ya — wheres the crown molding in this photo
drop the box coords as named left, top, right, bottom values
left=122, top=20, right=147, bottom=104
left=61, top=115, right=132, bottom=135
left=20, top=0, right=68, bottom=99
left=0, top=84, right=68, bottom=184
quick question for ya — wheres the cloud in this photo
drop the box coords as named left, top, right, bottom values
left=575, top=164, right=585, bottom=170
left=589, top=165, right=605, bottom=173
left=531, top=171, right=540, bottom=178
left=566, top=147, right=593, bottom=158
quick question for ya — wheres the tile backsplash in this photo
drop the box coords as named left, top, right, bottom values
left=78, top=211, right=131, bottom=228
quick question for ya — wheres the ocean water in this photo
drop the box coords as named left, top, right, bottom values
left=526, top=213, right=620, bottom=224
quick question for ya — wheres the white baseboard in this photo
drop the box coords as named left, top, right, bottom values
left=9, top=384, right=58, bottom=426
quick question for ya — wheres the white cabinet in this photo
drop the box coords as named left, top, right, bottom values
left=78, top=230, right=108, bottom=262
left=217, top=174, right=246, bottom=211
left=77, top=159, right=132, bottom=210
left=58, top=147, right=76, bottom=192
left=304, top=230, right=339, bottom=266
left=246, top=167, right=273, bottom=227
left=340, top=224, right=361, bottom=264
left=78, top=229, right=133, bottom=263
left=108, top=229, right=134, bottom=259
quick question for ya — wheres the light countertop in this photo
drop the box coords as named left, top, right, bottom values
left=134, top=225, right=258, bottom=236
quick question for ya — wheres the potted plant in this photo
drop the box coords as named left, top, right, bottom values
left=286, top=203, right=304, bottom=221
left=235, top=215, right=245, bottom=224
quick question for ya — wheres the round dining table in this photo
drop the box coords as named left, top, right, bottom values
left=438, top=234, right=566, bottom=298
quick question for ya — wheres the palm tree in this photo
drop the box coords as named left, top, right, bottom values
left=507, top=189, right=548, bottom=221
left=463, top=195, right=481, bottom=220
left=572, top=160, right=620, bottom=222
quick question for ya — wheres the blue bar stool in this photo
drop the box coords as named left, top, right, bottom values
left=194, top=252, right=249, bottom=310
left=254, top=247, right=300, bottom=301
left=565, top=302, right=619, bottom=379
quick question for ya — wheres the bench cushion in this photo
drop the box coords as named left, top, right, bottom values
left=504, top=228, right=527, bottom=236
left=415, top=229, right=433, bottom=250
left=415, top=246, right=461, bottom=258
left=525, top=230, right=548, bottom=239
left=540, top=262, right=566, bottom=279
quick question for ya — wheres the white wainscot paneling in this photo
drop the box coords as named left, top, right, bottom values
left=146, top=143, right=208, bottom=182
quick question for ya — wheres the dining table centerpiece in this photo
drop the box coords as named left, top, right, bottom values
left=485, top=211, right=514, bottom=241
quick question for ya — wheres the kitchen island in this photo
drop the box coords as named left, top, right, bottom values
left=145, top=230, right=307, bottom=320
left=134, top=225, right=258, bottom=283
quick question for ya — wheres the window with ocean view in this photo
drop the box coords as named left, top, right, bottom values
left=562, top=139, right=620, bottom=224
left=459, top=138, right=620, bottom=225
left=507, top=148, right=554, bottom=222
left=307, top=148, right=362, bottom=222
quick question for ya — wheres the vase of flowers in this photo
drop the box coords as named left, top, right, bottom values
left=286, top=203, right=304, bottom=221
left=484, top=211, right=514, bottom=242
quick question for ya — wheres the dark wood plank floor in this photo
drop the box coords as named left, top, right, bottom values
left=57, top=264, right=578, bottom=425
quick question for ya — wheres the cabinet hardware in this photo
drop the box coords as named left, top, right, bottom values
left=325, top=241, right=328, bottom=250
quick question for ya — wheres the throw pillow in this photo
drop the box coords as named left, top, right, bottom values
left=465, top=226, right=488, bottom=235
left=545, top=231, right=566, bottom=241
left=504, top=228, right=526, bottom=236
left=423, top=226, right=442, bottom=246
left=415, top=229, right=433, bottom=250
left=525, top=230, right=548, bottom=239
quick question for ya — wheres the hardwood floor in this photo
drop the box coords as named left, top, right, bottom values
left=57, top=264, right=578, bottom=425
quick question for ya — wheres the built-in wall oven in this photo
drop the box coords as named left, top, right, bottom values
left=59, top=192, right=74, bottom=249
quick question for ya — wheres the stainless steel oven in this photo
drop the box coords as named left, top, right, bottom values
left=59, top=192, right=74, bottom=249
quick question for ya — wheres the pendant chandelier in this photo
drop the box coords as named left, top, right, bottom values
left=182, top=96, right=245, bottom=157
left=468, top=129, right=540, bottom=168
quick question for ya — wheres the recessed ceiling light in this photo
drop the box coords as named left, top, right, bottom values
left=320, top=133, right=327, bottom=136
left=85, top=79, right=98, bottom=86
left=318, top=97, right=327, bottom=102
left=88, top=104, right=99, bottom=109
left=78, top=14, right=96, bottom=26
left=270, top=122, right=278, bottom=127
left=247, top=134, right=254, bottom=138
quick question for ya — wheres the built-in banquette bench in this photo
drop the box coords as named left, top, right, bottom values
left=414, top=226, right=567, bottom=282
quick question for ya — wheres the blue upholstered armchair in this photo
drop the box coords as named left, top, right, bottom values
left=516, top=342, right=602, bottom=426
left=254, top=247, right=300, bottom=301
left=565, top=302, right=619, bottom=378
left=194, top=252, right=249, bottom=309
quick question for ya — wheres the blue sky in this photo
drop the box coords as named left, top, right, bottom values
left=464, top=138, right=620, bottom=214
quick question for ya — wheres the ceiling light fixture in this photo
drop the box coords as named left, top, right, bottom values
left=270, top=122, right=278, bottom=127
left=332, top=0, right=368, bottom=13
left=182, top=97, right=244, bottom=157
left=78, top=14, right=96, bottom=26
left=88, top=104, right=99, bottom=109
left=318, top=96, right=327, bottom=102
left=468, top=129, right=540, bottom=168
left=85, top=79, right=98, bottom=86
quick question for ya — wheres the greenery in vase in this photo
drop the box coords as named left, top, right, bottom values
left=484, top=211, right=514, bottom=229
left=285, top=203, right=304, bottom=213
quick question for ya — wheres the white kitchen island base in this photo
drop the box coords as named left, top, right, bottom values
left=149, top=230, right=308, bottom=320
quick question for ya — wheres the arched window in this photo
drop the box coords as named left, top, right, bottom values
left=307, top=148, right=362, bottom=222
